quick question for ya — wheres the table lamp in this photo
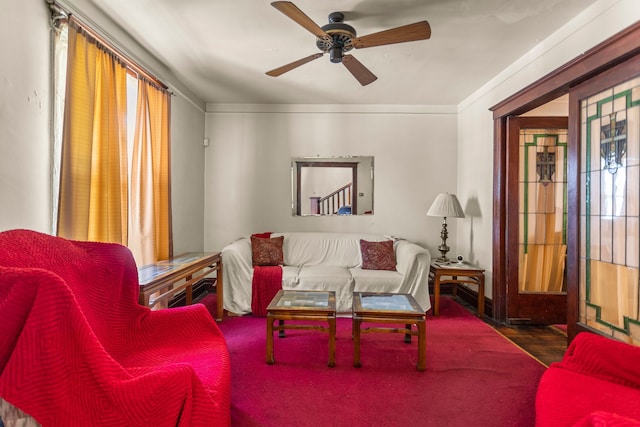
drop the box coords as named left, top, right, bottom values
left=427, top=193, right=465, bottom=263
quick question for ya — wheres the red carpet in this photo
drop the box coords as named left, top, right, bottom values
left=216, top=297, right=546, bottom=427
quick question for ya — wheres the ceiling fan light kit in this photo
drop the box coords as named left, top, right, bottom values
left=266, top=1, right=431, bottom=86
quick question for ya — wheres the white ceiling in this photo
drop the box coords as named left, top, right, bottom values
left=90, top=0, right=597, bottom=105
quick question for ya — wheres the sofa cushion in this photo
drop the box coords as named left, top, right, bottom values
left=281, top=265, right=300, bottom=288
left=351, top=267, right=403, bottom=293
left=360, top=239, right=397, bottom=270
left=296, top=265, right=353, bottom=286
left=276, top=232, right=388, bottom=268
left=294, top=265, right=354, bottom=312
left=251, top=235, right=284, bottom=266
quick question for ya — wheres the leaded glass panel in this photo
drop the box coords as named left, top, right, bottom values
left=518, top=128, right=568, bottom=293
left=579, top=76, right=640, bottom=344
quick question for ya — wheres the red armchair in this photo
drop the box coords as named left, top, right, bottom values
left=0, top=229, right=231, bottom=426
left=535, top=332, right=640, bottom=426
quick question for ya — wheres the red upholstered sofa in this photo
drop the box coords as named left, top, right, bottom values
left=535, top=332, right=640, bottom=426
left=0, top=229, right=231, bottom=426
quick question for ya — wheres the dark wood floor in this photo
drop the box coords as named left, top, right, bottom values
left=489, top=323, right=567, bottom=366
left=454, top=297, right=568, bottom=367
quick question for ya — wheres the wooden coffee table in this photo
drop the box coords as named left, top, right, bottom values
left=266, top=290, right=337, bottom=367
left=352, top=292, right=426, bottom=371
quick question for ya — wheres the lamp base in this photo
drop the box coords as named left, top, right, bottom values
left=436, top=218, right=450, bottom=264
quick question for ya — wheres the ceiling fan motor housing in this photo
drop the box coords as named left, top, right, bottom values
left=268, top=2, right=432, bottom=86
left=316, top=12, right=356, bottom=63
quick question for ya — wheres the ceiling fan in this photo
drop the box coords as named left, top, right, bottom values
left=266, top=1, right=431, bottom=86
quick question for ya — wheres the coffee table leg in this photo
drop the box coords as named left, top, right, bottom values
left=353, top=316, right=362, bottom=368
left=266, top=314, right=275, bottom=365
left=417, top=320, right=426, bottom=371
left=328, top=315, right=336, bottom=367
left=404, top=323, right=412, bottom=343
left=278, top=319, right=285, bottom=338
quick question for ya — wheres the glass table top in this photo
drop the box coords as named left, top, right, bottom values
left=353, top=292, right=424, bottom=314
left=360, top=294, right=413, bottom=310
left=271, top=290, right=335, bottom=310
left=278, top=291, right=328, bottom=307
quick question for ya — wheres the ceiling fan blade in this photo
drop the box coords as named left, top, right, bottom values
left=353, top=21, right=431, bottom=49
left=266, top=53, right=324, bottom=77
left=271, top=1, right=330, bottom=39
left=342, top=55, right=377, bottom=86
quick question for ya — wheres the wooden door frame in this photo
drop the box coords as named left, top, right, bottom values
left=490, top=22, right=640, bottom=337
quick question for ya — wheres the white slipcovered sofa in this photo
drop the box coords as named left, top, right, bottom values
left=221, top=232, right=432, bottom=314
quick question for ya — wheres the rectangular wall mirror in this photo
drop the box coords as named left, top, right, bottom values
left=291, top=156, right=374, bottom=216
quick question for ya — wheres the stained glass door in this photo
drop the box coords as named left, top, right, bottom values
left=506, top=117, right=568, bottom=324
left=578, top=75, right=640, bottom=344
left=519, top=128, right=568, bottom=293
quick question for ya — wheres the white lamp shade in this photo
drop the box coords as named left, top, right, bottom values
left=427, top=193, right=465, bottom=218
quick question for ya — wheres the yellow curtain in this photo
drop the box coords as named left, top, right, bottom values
left=128, top=78, right=172, bottom=265
left=57, top=23, right=128, bottom=243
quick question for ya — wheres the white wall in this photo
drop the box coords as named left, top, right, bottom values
left=456, top=0, right=640, bottom=298
left=170, top=95, right=207, bottom=254
left=0, top=0, right=51, bottom=232
left=0, top=0, right=207, bottom=255
left=522, top=95, right=569, bottom=117
left=203, top=105, right=458, bottom=252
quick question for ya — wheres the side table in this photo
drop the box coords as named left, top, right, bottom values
left=429, top=262, right=485, bottom=318
left=138, top=252, right=224, bottom=321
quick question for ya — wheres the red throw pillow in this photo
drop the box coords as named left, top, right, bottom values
left=251, top=232, right=272, bottom=238
left=360, top=239, right=396, bottom=270
left=251, top=235, right=284, bottom=266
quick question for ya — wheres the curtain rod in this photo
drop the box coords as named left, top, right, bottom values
left=48, top=0, right=169, bottom=92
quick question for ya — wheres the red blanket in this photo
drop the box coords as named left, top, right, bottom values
left=250, top=232, right=283, bottom=317
left=0, top=230, right=231, bottom=426
left=251, top=266, right=283, bottom=317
